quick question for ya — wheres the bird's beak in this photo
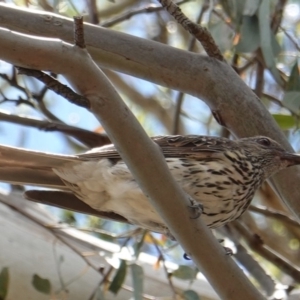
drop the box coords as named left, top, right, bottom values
left=280, top=152, right=300, bottom=167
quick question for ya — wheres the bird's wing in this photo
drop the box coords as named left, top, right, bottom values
left=152, top=135, right=235, bottom=158
left=79, top=135, right=234, bottom=160
left=0, top=135, right=232, bottom=186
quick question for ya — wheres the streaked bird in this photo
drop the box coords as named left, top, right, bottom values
left=0, top=135, right=299, bottom=233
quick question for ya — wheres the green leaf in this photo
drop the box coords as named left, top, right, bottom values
left=258, top=0, right=283, bottom=85
left=283, top=91, right=300, bottom=111
left=286, top=62, right=300, bottom=91
left=183, top=290, right=200, bottom=300
left=272, top=114, right=297, bottom=130
left=0, top=267, right=9, bottom=300
left=95, top=287, right=106, bottom=300
left=172, top=265, right=198, bottom=280
left=131, top=264, right=144, bottom=300
left=209, top=20, right=234, bottom=52
left=243, top=0, right=260, bottom=16
left=61, top=210, right=77, bottom=225
left=109, top=260, right=127, bottom=294
left=134, top=231, right=147, bottom=258
left=219, top=0, right=244, bottom=23
left=271, top=31, right=281, bottom=57
left=32, top=274, right=51, bottom=295
left=236, top=15, right=259, bottom=53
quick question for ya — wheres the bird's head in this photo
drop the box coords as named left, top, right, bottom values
left=237, top=136, right=300, bottom=180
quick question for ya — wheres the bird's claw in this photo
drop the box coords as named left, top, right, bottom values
left=188, top=198, right=203, bottom=219
left=183, top=253, right=191, bottom=260
left=218, top=239, right=233, bottom=256
left=224, top=247, right=233, bottom=256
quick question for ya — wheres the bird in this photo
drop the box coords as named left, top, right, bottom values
left=0, top=135, right=299, bottom=234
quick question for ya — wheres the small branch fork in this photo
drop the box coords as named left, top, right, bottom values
left=158, top=0, right=224, bottom=61
left=17, top=67, right=91, bottom=109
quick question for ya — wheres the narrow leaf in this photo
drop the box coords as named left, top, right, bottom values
left=95, top=287, right=106, bottom=300
left=183, top=290, right=200, bottom=300
left=283, top=91, right=300, bottom=111
left=108, top=260, right=127, bottom=294
left=31, top=274, right=51, bottom=295
left=236, top=15, right=259, bottom=53
left=131, top=264, right=144, bottom=300
left=286, top=62, right=300, bottom=91
left=209, top=20, right=234, bottom=52
left=134, top=230, right=147, bottom=258
left=272, top=114, right=296, bottom=130
left=172, top=265, right=198, bottom=280
left=0, top=267, right=9, bottom=300
left=258, top=0, right=283, bottom=85
left=243, top=0, right=260, bottom=16
left=219, top=0, right=244, bottom=23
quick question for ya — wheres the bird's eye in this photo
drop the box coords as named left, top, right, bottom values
left=257, top=137, right=271, bottom=146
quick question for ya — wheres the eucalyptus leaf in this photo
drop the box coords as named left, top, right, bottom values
left=286, top=61, right=300, bottom=91
left=32, top=274, right=51, bottom=295
left=134, top=230, right=147, bottom=258
left=209, top=20, right=234, bottom=52
left=219, top=0, right=244, bottom=23
left=172, top=265, right=198, bottom=280
left=0, top=267, right=9, bottom=300
left=109, top=260, right=127, bottom=294
left=183, top=289, right=200, bottom=300
left=131, top=264, right=144, bottom=300
left=243, top=0, right=260, bottom=16
left=283, top=91, right=300, bottom=111
left=272, top=114, right=296, bottom=130
left=236, top=15, right=259, bottom=53
left=258, top=0, right=283, bottom=85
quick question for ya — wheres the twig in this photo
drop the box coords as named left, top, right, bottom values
left=0, top=109, right=111, bottom=148
left=222, top=225, right=276, bottom=296
left=17, top=68, right=91, bottom=109
left=271, top=0, right=288, bottom=33
left=85, top=0, right=99, bottom=24
left=262, top=92, right=300, bottom=118
left=33, top=84, right=64, bottom=122
left=254, top=49, right=265, bottom=98
left=101, top=0, right=191, bottom=27
left=0, top=194, right=102, bottom=276
left=158, top=0, right=224, bottom=61
left=234, top=221, right=300, bottom=283
left=0, top=69, right=28, bottom=95
left=148, top=233, right=178, bottom=298
left=249, top=205, right=300, bottom=228
left=173, top=2, right=209, bottom=134
left=280, top=26, right=300, bottom=52
left=74, top=16, right=85, bottom=48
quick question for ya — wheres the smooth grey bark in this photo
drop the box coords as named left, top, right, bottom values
left=0, top=20, right=266, bottom=300
left=0, top=5, right=298, bottom=222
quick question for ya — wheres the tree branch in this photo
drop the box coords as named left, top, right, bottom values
left=0, top=17, right=265, bottom=299
left=0, top=4, right=295, bottom=223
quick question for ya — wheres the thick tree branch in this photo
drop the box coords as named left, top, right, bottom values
left=0, top=4, right=298, bottom=226
left=0, top=23, right=265, bottom=300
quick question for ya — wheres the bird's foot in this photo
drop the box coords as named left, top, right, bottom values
left=188, top=198, right=203, bottom=219
left=183, top=239, right=233, bottom=260
left=218, top=239, right=233, bottom=256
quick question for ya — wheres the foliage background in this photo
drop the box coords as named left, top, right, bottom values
left=0, top=0, right=300, bottom=299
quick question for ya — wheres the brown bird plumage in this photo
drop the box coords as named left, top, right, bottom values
left=0, top=135, right=299, bottom=233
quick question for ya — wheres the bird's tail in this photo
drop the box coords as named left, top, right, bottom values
left=0, top=144, right=80, bottom=188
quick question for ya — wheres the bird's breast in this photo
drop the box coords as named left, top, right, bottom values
left=53, top=156, right=259, bottom=231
